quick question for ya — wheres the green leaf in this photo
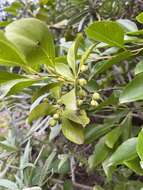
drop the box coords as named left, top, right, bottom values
left=120, top=73, right=143, bottom=103
left=84, top=124, right=114, bottom=144
left=51, top=85, right=62, bottom=99
left=90, top=51, right=132, bottom=78
left=5, top=18, right=55, bottom=69
left=32, top=82, right=60, bottom=102
left=50, top=158, right=70, bottom=175
left=0, top=21, right=11, bottom=27
left=86, top=21, right=125, bottom=48
left=62, top=118, right=84, bottom=144
left=0, top=71, right=24, bottom=83
left=67, top=33, right=83, bottom=75
left=124, top=157, right=143, bottom=175
left=135, top=60, right=143, bottom=75
left=121, top=114, right=132, bottom=141
left=102, top=160, right=116, bottom=179
left=103, top=138, right=138, bottom=178
left=0, top=35, right=27, bottom=67
left=88, top=138, right=110, bottom=170
left=60, top=88, right=77, bottom=110
left=55, top=63, right=74, bottom=80
left=137, top=129, right=143, bottom=161
left=105, top=127, right=122, bottom=149
left=0, top=78, right=38, bottom=98
left=127, top=29, right=143, bottom=36
left=63, top=110, right=89, bottom=127
left=106, top=138, right=137, bottom=167
left=136, top=12, right=143, bottom=23
left=84, top=112, right=125, bottom=144
left=30, top=94, right=49, bottom=112
left=28, top=102, right=57, bottom=124
left=5, top=2, right=22, bottom=16
left=0, top=179, right=18, bottom=190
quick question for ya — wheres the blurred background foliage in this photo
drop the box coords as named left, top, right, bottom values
left=0, top=1, right=143, bottom=190
left=1, top=0, right=143, bottom=36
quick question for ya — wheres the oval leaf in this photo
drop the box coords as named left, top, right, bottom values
left=105, top=127, right=122, bottom=149
left=120, top=73, right=143, bottom=103
left=60, top=88, right=77, bottom=110
left=136, top=12, right=143, bottom=24
left=28, top=102, right=57, bottom=124
left=107, top=138, right=137, bottom=166
left=88, top=138, right=110, bottom=170
left=135, top=60, right=143, bottom=75
left=0, top=36, right=27, bottom=67
left=86, top=21, right=125, bottom=48
left=63, top=110, right=89, bottom=127
left=5, top=18, right=55, bottom=68
left=67, top=33, right=83, bottom=75
left=137, top=129, right=143, bottom=161
left=62, top=118, right=84, bottom=144
left=0, top=78, right=38, bottom=98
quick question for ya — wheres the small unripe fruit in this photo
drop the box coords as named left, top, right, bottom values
left=78, top=78, right=87, bottom=86
left=81, top=65, right=88, bottom=72
left=77, top=99, right=83, bottom=106
left=90, top=100, right=98, bottom=106
left=49, top=118, right=57, bottom=127
left=79, top=109, right=85, bottom=115
left=92, top=92, right=100, bottom=100
left=79, top=89, right=86, bottom=98
left=53, top=113, right=60, bottom=120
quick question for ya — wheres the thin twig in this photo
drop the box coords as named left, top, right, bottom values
left=70, top=156, right=92, bottom=190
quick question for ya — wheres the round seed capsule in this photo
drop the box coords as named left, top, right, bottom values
left=78, top=78, right=87, bottom=86
left=49, top=118, right=57, bottom=127
left=90, top=100, right=99, bottom=106
left=92, top=92, right=100, bottom=100
left=77, top=99, right=83, bottom=106
left=53, top=113, right=60, bottom=120
left=79, top=89, right=86, bottom=98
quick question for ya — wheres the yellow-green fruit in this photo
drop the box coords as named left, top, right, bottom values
left=92, top=92, right=100, bottom=100
left=77, top=99, right=83, bottom=106
left=49, top=118, right=57, bottom=127
left=78, top=78, right=87, bottom=86
left=53, top=113, right=60, bottom=120
left=81, top=65, right=88, bottom=72
left=90, top=100, right=98, bottom=106
left=79, top=89, right=86, bottom=97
